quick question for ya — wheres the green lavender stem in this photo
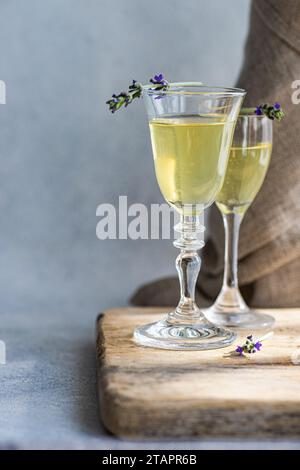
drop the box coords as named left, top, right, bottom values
left=239, top=107, right=257, bottom=115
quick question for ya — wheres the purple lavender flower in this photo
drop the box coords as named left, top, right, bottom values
left=150, top=73, right=168, bottom=86
left=235, top=345, right=244, bottom=356
left=149, top=73, right=169, bottom=98
left=274, top=102, right=281, bottom=110
left=255, top=106, right=263, bottom=116
left=254, top=341, right=262, bottom=351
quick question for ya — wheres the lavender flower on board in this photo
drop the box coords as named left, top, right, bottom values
left=235, top=332, right=273, bottom=357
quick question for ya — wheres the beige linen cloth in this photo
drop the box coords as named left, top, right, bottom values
left=131, top=0, right=300, bottom=308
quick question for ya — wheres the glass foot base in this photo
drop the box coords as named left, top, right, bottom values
left=204, top=307, right=275, bottom=330
left=134, top=318, right=236, bottom=350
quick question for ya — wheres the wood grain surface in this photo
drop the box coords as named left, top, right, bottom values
left=96, top=307, right=300, bottom=439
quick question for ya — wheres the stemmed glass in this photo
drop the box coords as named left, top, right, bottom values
left=134, top=83, right=245, bottom=350
left=205, top=114, right=275, bottom=329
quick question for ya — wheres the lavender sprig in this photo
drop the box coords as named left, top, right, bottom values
left=106, top=74, right=169, bottom=113
left=240, top=102, right=284, bottom=121
left=235, top=332, right=273, bottom=357
left=255, top=102, right=284, bottom=120
left=106, top=80, right=142, bottom=114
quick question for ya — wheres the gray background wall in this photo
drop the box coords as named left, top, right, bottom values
left=0, top=0, right=251, bottom=318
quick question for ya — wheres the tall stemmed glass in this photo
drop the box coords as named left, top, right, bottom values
left=206, top=114, right=275, bottom=329
left=134, top=83, right=245, bottom=350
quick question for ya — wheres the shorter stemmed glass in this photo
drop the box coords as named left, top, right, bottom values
left=206, top=113, right=275, bottom=329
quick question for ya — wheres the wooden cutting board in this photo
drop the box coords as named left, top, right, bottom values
left=96, top=307, right=300, bottom=439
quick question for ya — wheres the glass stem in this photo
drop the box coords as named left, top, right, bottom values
left=223, top=212, right=241, bottom=289
left=167, top=213, right=205, bottom=325
left=217, top=211, right=248, bottom=311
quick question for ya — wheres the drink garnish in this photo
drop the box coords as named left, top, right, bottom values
left=106, top=74, right=169, bottom=113
left=240, top=103, right=284, bottom=120
left=235, top=332, right=273, bottom=356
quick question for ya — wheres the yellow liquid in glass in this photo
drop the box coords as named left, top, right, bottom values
left=216, top=143, right=272, bottom=215
left=150, top=116, right=235, bottom=214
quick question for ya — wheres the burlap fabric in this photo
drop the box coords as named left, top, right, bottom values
left=131, top=0, right=300, bottom=308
